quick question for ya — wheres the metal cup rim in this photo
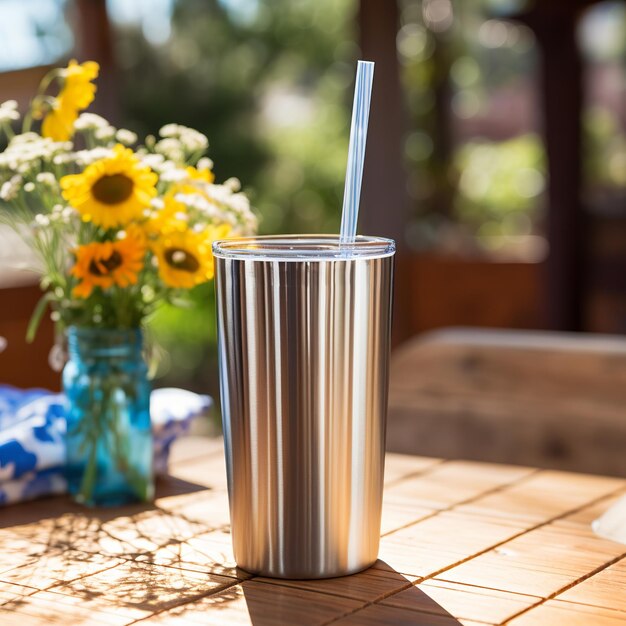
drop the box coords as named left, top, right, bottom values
left=212, top=234, right=396, bottom=261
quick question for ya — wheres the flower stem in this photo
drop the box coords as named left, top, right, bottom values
left=79, top=434, right=98, bottom=504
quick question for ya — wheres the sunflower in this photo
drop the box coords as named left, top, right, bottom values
left=71, top=232, right=146, bottom=298
left=41, top=60, right=99, bottom=142
left=61, top=144, right=158, bottom=229
left=153, top=224, right=230, bottom=289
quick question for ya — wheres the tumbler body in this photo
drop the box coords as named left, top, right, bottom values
left=214, top=235, right=394, bottom=578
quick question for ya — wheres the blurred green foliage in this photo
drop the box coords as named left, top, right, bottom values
left=113, top=0, right=356, bottom=391
left=398, top=0, right=625, bottom=252
left=110, top=0, right=625, bottom=391
left=398, top=0, right=543, bottom=249
left=116, top=0, right=356, bottom=235
left=453, top=134, right=544, bottom=236
left=584, top=106, right=626, bottom=191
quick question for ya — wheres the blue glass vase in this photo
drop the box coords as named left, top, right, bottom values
left=63, top=327, right=154, bottom=506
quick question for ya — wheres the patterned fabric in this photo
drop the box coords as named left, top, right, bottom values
left=0, top=385, right=210, bottom=505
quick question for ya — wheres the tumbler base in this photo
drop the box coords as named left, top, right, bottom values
left=236, top=559, right=378, bottom=580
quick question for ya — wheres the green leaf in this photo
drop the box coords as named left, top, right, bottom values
left=26, top=292, right=53, bottom=343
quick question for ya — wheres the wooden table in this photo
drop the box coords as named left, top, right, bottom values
left=1, top=436, right=626, bottom=625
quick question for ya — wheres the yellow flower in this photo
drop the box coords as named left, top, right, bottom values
left=71, top=232, right=146, bottom=298
left=61, top=144, right=158, bottom=229
left=41, top=100, right=77, bottom=142
left=168, top=166, right=215, bottom=197
left=125, top=222, right=148, bottom=248
left=62, top=60, right=99, bottom=110
left=185, top=165, right=215, bottom=185
left=144, top=196, right=188, bottom=238
left=153, top=224, right=230, bottom=289
left=41, top=60, right=99, bottom=141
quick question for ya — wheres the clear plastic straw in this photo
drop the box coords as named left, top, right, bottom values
left=339, top=60, right=375, bottom=246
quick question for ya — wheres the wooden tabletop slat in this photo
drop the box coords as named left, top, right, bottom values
left=382, top=461, right=535, bottom=512
left=379, top=499, right=435, bottom=536
left=52, top=561, right=237, bottom=619
left=256, top=564, right=418, bottom=603
left=0, top=581, right=39, bottom=606
left=141, top=580, right=366, bottom=626
left=382, top=454, right=444, bottom=486
left=554, top=493, right=626, bottom=530
left=0, top=549, right=125, bottom=590
left=0, top=588, right=135, bottom=625
left=330, top=602, right=464, bottom=626
left=555, top=556, right=626, bottom=612
left=1, top=435, right=625, bottom=625
left=383, top=580, right=540, bottom=625
left=166, top=436, right=225, bottom=467
left=439, top=523, right=626, bottom=598
left=507, top=600, right=626, bottom=626
left=378, top=512, right=528, bottom=578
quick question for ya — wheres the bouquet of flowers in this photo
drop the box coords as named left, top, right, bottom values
left=0, top=59, right=256, bottom=335
left=0, top=60, right=256, bottom=506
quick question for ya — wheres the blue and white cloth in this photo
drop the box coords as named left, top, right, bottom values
left=0, top=385, right=211, bottom=505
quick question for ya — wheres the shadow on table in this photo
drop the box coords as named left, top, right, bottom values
left=0, top=474, right=243, bottom=619
left=0, top=474, right=214, bottom=571
left=0, top=474, right=207, bottom=528
left=241, top=560, right=462, bottom=625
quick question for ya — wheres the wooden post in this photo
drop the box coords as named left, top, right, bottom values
left=72, top=0, right=118, bottom=122
left=536, top=13, right=585, bottom=331
left=359, top=0, right=412, bottom=345
left=358, top=0, right=410, bottom=245
left=513, top=1, right=601, bottom=331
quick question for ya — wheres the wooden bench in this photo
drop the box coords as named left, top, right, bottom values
left=387, top=328, right=626, bottom=477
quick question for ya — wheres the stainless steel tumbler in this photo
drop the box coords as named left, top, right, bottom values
left=213, top=235, right=395, bottom=579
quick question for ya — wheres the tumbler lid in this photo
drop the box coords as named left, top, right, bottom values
left=212, top=235, right=395, bottom=261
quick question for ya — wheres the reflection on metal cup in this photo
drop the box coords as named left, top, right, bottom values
left=214, top=235, right=395, bottom=579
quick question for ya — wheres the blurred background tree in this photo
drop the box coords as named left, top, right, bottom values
left=109, top=0, right=357, bottom=393
left=0, top=0, right=624, bottom=395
